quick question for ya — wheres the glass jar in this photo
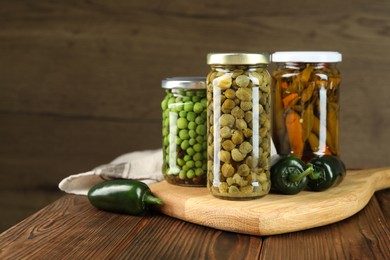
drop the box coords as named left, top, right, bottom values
left=161, top=77, right=207, bottom=186
left=271, top=51, right=342, bottom=162
left=207, top=53, right=272, bottom=200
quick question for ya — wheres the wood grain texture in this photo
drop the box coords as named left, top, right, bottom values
left=150, top=168, right=390, bottom=235
left=0, top=195, right=263, bottom=259
left=0, top=192, right=388, bottom=259
left=1, top=0, right=390, bottom=232
left=260, top=195, right=390, bottom=259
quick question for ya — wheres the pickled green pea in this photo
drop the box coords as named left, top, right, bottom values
left=192, top=96, right=201, bottom=102
left=163, top=136, right=169, bottom=146
left=186, top=91, right=195, bottom=97
left=189, top=138, right=196, bottom=145
left=175, top=136, right=182, bottom=145
left=195, top=168, right=203, bottom=176
left=196, top=125, right=206, bottom=135
left=179, top=170, right=186, bottom=179
left=195, top=161, right=202, bottom=168
left=188, top=121, right=196, bottom=130
left=195, top=116, right=204, bottom=125
left=194, top=102, right=203, bottom=114
left=179, top=129, right=189, bottom=139
left=161, top=99, right=168, bottom=110
left=179, top=111, right=187, bottom=118
left=183, top=155, right=191, bottom=161
left=189, top=130, right=197, bottom=138
left=177, top=158, right=185, bottom=166
left=193, top=143, right=202, bottom=152
left=177, top=118, right=188, bottom=129
left=181, top=140, right=189, bottom=150
left=195, top=135, right=203, bottom=143
left=168, top=97, right=176, bottom=105
left=193, top=152, right=203, bottom=161
left=184, top=102, right=194, bottom=112
left=187, top=112, right=196, bottom=121
left=186, top=160, right=195, bottom=168
left=187, top=147, right=195, bottom=156
left=187, top=169, right=195, bottom=179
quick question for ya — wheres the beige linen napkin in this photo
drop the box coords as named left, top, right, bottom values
left=59, top=149, right=164, bottom=195
left=59, top=140, right=277, bottom=196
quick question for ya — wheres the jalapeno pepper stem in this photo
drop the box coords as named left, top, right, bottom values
left=288, top=165, right=314, bottom=182
left=306, top=163, right=321, bottom=180
left=143, top=193, right=164, bottom=206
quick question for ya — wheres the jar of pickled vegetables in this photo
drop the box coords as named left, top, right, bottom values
left=271, top=51, right=342, bottom=162
left=161, top=77, right=208, bottom=186
left=207, top=53, right=272, bottom=200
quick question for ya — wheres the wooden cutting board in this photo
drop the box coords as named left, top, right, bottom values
left=150, top=168, right=390, bottom=236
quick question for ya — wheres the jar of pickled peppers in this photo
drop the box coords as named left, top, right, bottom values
left=207, top=53, right=272, bottom=200
left=161, top=77, right=208, bottom=186
left=271, top=51, right=342, bottom=162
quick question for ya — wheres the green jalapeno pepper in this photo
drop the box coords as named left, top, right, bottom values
left=88, top=180, right=163, bottom=215
left=307, top=155, right=346, bottom=191
left=270, top=155, right=314, bottom=195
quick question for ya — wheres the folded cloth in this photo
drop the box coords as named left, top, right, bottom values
left=58, top=149, right=164, bottom=195
left=59, top=140, right=277, bottom=196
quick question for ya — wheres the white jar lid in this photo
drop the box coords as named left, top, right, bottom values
left=272, top=51, right=342, bottom=63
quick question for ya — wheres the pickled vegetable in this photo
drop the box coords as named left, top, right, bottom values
left=162, top=87, right=207, bottom=186
left=272, top=62, right=341, bottom=162
left=207, top=61, right=271, bottom=200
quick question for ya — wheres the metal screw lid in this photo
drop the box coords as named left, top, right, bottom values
left=162, top=77, right=206, bottom=89
left=207, top=53, right=270, bottom=65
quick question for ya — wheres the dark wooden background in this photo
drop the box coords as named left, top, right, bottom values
left=1, top=0, right=389, bottom=232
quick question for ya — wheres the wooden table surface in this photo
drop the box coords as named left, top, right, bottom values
left=0, top=189, right=389, bottom=259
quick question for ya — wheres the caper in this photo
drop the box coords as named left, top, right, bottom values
left=222, top=99, right=236, bottom=111
left=228, top=185, right=240, bottom=194
left=216, top=76, right=232, bottom=90
left=219, top=150, right=231, bottom=163
left=237, top=164, right=250, bottom=176
left=219, top=182, right=228, bottom=193
left=242, top=128, right=253, bottom=138
left=222, top=140, right=235, bottom=151
left=235, top=119, right=247, bottom=130
left=231, top=148, right=246, bottom=161
left=239, top=141, right=253, bottom=154
left=236, top=88, right=252, bottom=101
left=231, top=130, right=244, bottom=145
left=244, top=111, right=253, bottom=123
left=240, top=101, right=252, bottom=111
left=221, top=163, right=235, bottom=177
left=235, top=75, right=250, bottom=88
left=219, top=114, right=235, bottom=127
left=224, top=89, right=236, bottom=99
left=231, top=106, right=245, bottom=119
left=220, top=126, right=232, bottom=138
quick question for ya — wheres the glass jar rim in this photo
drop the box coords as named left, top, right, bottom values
left=207, top=53, right=270, bottom=65
left=272, top=51, right=342, bottom=63
left=162, top=77, right=206, bottom=89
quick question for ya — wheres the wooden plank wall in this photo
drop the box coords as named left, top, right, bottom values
left=1, top=0, right=389, bottom=232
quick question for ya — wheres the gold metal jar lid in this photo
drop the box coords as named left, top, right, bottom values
left=207, top=53, right=270, bottom=65
left=162, top=77, right=206, bottom=89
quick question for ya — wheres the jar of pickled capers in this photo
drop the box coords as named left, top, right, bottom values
left=207, top=53, right=272, bottom=200
left=271, top=51, right=342, bottom=162
left=161, top=77, right=208, bottom=186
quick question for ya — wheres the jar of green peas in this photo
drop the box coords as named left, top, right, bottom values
left=161, top=77, right=207, bottom=186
